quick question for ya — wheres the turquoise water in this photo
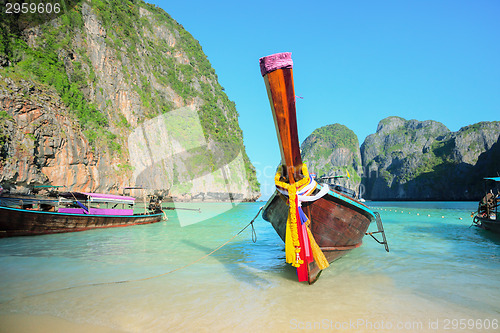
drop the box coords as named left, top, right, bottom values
left=0, top=201, right=499, bottom=332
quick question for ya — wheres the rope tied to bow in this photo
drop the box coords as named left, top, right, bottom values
left=274, top=164, right=329, bottom=272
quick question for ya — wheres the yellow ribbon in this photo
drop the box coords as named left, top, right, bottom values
left=275, top=164, right=329, bottom=270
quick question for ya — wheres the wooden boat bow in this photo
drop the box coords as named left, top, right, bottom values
left=260, top=52, right=303, bottom=183
left=260, top=52, right=387, bottom=284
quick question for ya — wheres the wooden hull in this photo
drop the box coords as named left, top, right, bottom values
left=474, top=216, right=500, bottom=234
left=263, top=185, right=374, bottom=283
left=0, top=206, right=163, bottom=237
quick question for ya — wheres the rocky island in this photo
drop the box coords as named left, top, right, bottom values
left=301, top=123, right=363, bottom=194
left=0, top=0, right=260, bottom=201
left=302, top=116, right=500, bottom=201
left=361, top=117, right=500, bottom=200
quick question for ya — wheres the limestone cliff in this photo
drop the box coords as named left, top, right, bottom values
left=301, top=124, right=363, bottom=193
left=361, top=117, right=500, bottom=200
left=0, top=0, right=260, bottom=201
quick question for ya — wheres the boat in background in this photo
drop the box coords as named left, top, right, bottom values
left=472, top=177, right=500, bottom=233
left=259, top=52, right=388, bottom=283
left=317, top=175, right=357, bottom=199
left=0, top=191, right=164, bottom=237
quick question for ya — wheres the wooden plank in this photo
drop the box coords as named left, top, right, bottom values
left=263, top=68, right=303, bottom=183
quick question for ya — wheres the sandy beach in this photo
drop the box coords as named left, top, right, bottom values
left=0, top=314, right=122, bottom=333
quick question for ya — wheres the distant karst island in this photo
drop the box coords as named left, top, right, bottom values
left=301, top=117, right=500, bottom=201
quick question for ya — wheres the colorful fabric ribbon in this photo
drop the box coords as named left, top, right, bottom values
left=275, top=164, right=329, bottom=282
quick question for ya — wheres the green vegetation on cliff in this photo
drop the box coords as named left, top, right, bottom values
left=1, top=3, right=111, bottom=148
left=361, top=117, right=500, bottom=200
left=0, top=0, right=259, bottom=195
left=301, top=123, right=362, bottom=190
left=305, top=124, right=359, bottom=155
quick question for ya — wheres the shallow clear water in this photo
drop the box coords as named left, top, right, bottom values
left=0, top=202, right=499, bottom=332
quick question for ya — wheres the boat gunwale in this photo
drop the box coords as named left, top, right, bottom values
left=316, top=184, right=376, bottom=220
left=475, top=215, right=499, bottom=224
left=263, top=183, right=376, bottom=222
left=0, top=205, right=163, bottom=219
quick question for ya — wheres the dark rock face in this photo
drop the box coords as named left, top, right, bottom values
left=360, top=117, right=500, bottom=200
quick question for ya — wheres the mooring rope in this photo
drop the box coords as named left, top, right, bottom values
left=0, top=206, right=264, bottom=304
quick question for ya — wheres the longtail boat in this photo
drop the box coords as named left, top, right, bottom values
left=259, top=52, right=388, bottom=283
left=0, top=192, right=164, bottom=237
left=472, top=177, right=500, bottom=233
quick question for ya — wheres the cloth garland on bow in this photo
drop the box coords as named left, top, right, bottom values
left=275, top=164, right=329, bottom=282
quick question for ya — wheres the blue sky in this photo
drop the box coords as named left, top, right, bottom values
left=147, top=0, right=500, bottom=200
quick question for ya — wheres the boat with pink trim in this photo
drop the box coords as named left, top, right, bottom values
left=0, top=192, right=164, bottom=237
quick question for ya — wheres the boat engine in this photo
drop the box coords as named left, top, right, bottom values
left=478, top=192, right=497, bottom=218
left=148, top=195, right=163, bottom=213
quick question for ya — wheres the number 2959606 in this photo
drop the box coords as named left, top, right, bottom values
left=4, top=1, right=61, bottom=14
left=443, top=319, right=498, bottom=330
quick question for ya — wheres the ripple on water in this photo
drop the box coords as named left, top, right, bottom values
left=1, top=202, right=499, bottom=332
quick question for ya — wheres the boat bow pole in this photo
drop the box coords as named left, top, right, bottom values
left=260, top=52, right=330, bottom=282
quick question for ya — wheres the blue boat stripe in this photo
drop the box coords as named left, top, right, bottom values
left=317, top=184, right=376, bottom=220
left=0, top=206, right=162, bottom=218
